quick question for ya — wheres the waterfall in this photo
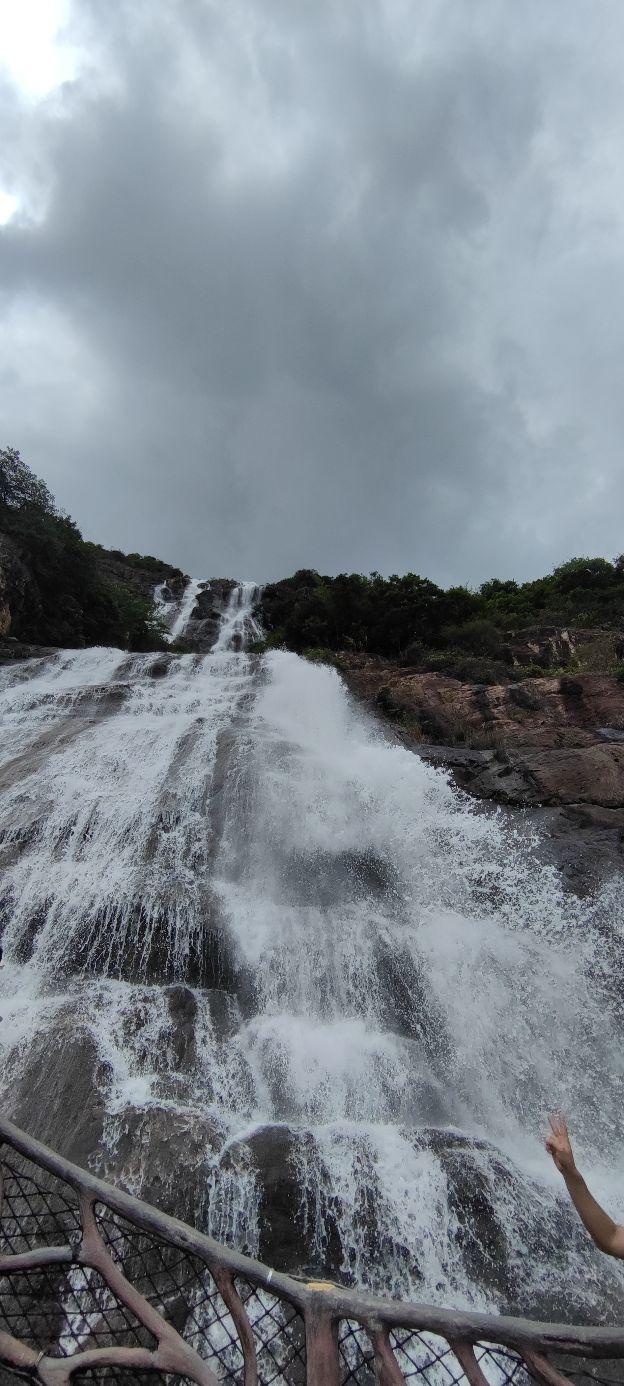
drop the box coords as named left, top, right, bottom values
left=1, top=589, right=624, bottom=1330
left=154, top=576, right=205, bottom=643
left=213, top=581, right=262, bottom=652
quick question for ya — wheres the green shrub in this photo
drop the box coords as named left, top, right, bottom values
left=417, top=650, right=511, bottom=684
left=302, top=647, right=340, bottom=665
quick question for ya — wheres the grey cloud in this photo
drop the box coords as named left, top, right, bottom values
left=1, top=0, right=623, bottom=583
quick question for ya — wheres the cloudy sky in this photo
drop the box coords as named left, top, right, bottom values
left=1, top=0, right=624, bottom=584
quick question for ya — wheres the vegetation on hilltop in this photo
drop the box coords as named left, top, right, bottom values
left=0, top=447, right=178, bottom=650
left=3, top=446, right=624, bottom=679
left=259, top=561, right=624, bottom=683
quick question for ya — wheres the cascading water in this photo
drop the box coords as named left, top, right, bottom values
left=154, top=576, right=205, bottom=643
left=213, top=580, right=262, bottom=652
left=1, top=583, right=624, bottom=1344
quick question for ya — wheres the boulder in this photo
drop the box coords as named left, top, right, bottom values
left=102, top=1104, right=224, bottom=1222
left=6, top=1020, right=110, bottom=1169
left=504, top=743, right=624, bottom=807
left=220, top=1124, right=342, bottom=1275
left=419, top=741, right=624, bottom=809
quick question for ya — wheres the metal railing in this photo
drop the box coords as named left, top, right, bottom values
left=1, top=1114, right=623, bottom=1385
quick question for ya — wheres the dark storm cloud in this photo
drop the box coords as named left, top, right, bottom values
left=2, top=0, right=624, bottom=582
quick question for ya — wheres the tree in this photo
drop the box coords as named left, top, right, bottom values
left=551, top=557, right=615, bottom=593
left=0, top=446, right=56, bottom=514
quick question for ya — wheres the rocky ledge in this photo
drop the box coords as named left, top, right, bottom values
left=0, top=636, right=57, bottom=663
left=336, top=655, right=624, bottom=888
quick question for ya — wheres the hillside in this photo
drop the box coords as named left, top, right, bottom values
left=0, top=447, right=187, bottom=653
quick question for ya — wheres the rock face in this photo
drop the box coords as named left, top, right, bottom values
left=92, top=551, right=187, bottom=603
left=220, top=1125, right=341, bottom=1274
left=504, top=625, right=620, bottom=671
left=337, top=656, right=624, bottom=803
left=0, top=637, right=57, bottom=663
left=335, top=654, right=624, bottom=889
left=6, top=1020, right=110, bottom=1168
left=180, top=578, right=237, bottom=651
left=338, top=657, right=624, bottom=750
left=102, top=1105, right=224, bottom=1222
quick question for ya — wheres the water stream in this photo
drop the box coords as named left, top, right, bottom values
left=1, top=578, right=624, bottom=1334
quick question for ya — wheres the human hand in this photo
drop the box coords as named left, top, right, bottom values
left=546, top=1112, right=576, bottom=1177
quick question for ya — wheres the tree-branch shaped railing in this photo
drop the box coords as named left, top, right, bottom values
left=1, top=1115, right=624, bottom=1384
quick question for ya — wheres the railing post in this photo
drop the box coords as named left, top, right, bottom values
left=522, top=1349, right=576, bottom=1385
left=304, top=1300, right=340, bottom=1386
left=371, top=1325, right=405, bottom=1384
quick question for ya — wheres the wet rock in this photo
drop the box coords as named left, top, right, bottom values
left=71, top=898, right=242, bottom=993
left=0, top=638, right=57, bottom=662
left=148, top=656, right=172, bottom=678
left=339, top=656, right=624, bottom=863
left=427, top=741, right=624, bottom=811
left=163, top=985, right=241, bottom=1068
left=427, top=1131, right=513, bottom=1301
left=560, top=802, right=624, bottom=829
left=374, top=939, right=453, bottom=1076
left=529, top=809, right=624, bottom=897
left=103, top=1104, right=224, bottom=1222
left=504, top=743, right=624, bottom=808
left=7, top=1022, right=110, bottom=1169
left=220, top=1125, right=342, bottom=1275
left=277, top=847, right=393, bottom=906
left=413, top=746, right=624, bottom=894
left=180, top=578, right=238, bottom=652
left=203, top=987, right=242, bottom=1040
left=413, top=1128, right=624, bottom=1323
left=165, top=984, right=198, bottom=1068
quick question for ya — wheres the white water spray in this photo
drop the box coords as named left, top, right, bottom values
left=1, top=595, right=623, bottom=1338
left=213, top=582, right=262, bottom=652
left=169, top=576, right=205, bottom=642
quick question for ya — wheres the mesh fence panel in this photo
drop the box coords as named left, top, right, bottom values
left=338, top=1319, right=375, bottom=1384
left=0, top=1154, right=154, bottom=1361
left=391, top=1328, right=474, bottom=1383
left=475, top=1344, right=529, bottom=1385
left=95, top=1204, right=245, bottom=1381
left=235, top=1277, right=306, bottom=1385
left=0, top=1152, right=82, bottom=1254
left=0, top=1263, right=155, bottom=1357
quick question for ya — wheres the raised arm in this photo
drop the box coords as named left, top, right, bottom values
left=546, top=1112, right=624, bottom=1258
